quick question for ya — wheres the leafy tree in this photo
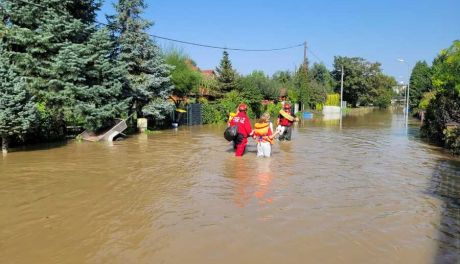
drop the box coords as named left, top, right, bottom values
left=310, top=63, right=335, bottom=93
left=216, top=51, right=238, bottom=93
left=0, top=55, right=37, bottom=153
left=109, top=0, right=173, bottom=120
left=308, top=80, right=327, bottom=107
left=409, top=61, right=433, bottom=110
left=164, top=49, right=202, bottom=98
left=372, top=74, right=397, bottom=108
left=422, top=40, right=460, bottom=154
left=332, top=56, right=382, bottom=107
left=272, top=70, right=292, bottom=85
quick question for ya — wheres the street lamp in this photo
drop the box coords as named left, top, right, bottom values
left=397, top=58, right=410, bottom=126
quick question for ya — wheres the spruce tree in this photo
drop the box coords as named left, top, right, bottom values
left=216, top=51, right=238, bottom=93
left=109, top=0, right=173, bottom=120
left=0, top=54, right=37, bottom=153
left=1, top=0, right=127, bottom=134
left=74, top=28, right=128, bottom=130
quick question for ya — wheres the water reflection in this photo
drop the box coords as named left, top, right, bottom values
left=429, top=159, right=460, bottom=263
left=228, top=158, right=274, bottom=207
left=2, top=109, right=460, bottom=263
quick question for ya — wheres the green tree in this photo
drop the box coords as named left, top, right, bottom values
left=293, top=65, right=310, bottom=110
left=272, top=70, right=292, bottom=85
left=422, top=40, right=460, bottom=154
left=0, top=55, right=37, bottom=153
left=1, top=0, right=127, bottom=135
left=371, top=74, right=397, bottom=108
left=164, top=49, right=202, bottom=98
left=1, top=0, right=102, bottom=130
left=409, top=61, right=433, bottom=110
left=216, top=51, right=238, bottom=93
left=109, top=0, right=173, bottom=120
left=310, top=63, right=335, bottom=93
left=74, top=28, right=129, bottom=130
left=332, top=56, right=382, bottom=107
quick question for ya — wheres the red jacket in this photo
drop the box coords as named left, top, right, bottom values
left=278, top=114, right=293, bottom=127
left=230, top=112, right=252, bottom=137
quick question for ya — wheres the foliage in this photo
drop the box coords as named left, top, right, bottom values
left=272, top=70, right=293, bottom=87
left=0, top=54, right=37, bottom=149
left=216, top=51, right=238, bottom=93
left=109, top=0, right=173, bottom=119
left=373, top=87, right=393, bottom=109
left=332, top=56, right=379, bottom=107
left=310, top=63, right=335, bottom=93
left=265, top=102, right=283, bottom=120
left=218, top=90, right=255, bottom=119
left=308, top=80, right=328, bottom=107
left=202, top=103, right=224, bottom=124
left=1, top=0, right=96, bottom=125
left=419, top=91, right=436, bottom=110
left=73, top=28, right=129, bottom=130
left=409, top=61, right=433, bottom=110
left=164, top=49, right=202, bottom=97
left=292, top=65, right=310, bottom=109
left=1, top=0, right=128, bottom=135
left=200, top=73, right=220, bottom=97
left=431, top=40, right=460, bottom=95
left=325, top=94, right=340, bottom=106
left=422, top=40, right=460, bottom=154
left=238, top=71, right=263, bottom=113
left=332, top=56, right=395, bottom=108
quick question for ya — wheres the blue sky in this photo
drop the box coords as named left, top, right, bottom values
left=98, top=0, right=460, bottom=82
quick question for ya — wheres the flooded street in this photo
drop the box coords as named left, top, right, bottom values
left=1, top=109, right=459, bottom=264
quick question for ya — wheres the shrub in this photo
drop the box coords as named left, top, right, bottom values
left=325, top=93, right=340, bottom=106
left=202, top=103, right=224, bottom=124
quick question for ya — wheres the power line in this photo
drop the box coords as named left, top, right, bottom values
left=13, top=0, right=304, bottom=52
left=150, top=34, right=303, bottom=52
left=308, top=48, right=325, bottom=63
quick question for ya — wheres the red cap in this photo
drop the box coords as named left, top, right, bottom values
left=238, top=103, right=248, bottom=112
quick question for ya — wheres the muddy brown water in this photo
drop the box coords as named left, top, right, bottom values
left=1, top=109, right=459, bottom=264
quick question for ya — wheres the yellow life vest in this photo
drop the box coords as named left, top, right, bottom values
left=279, top=109, right=294, bottom=121
left=254, top=122, right=273, bottom=144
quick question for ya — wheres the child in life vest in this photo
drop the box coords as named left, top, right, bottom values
left=253, top=113, right=278, bottom=157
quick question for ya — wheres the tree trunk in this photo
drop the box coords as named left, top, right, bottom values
left=2, top=136, right=8, bottom=154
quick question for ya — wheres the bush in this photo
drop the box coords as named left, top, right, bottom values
left=421, top=89, right=460, bottom=154
left=202, top=103, right=224, bottom=124
left=325, top=93, right=340, bottom=106
left=265, top=102, right=283, bottom=119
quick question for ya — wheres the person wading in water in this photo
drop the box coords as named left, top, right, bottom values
left=229, top=103, right=253, bottom=157
left=277, top=103, right=295, bottom=141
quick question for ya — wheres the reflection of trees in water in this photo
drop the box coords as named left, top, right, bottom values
left=428, top=159, right=460, bottom=263
left=224, top=158, right=274, bottom=208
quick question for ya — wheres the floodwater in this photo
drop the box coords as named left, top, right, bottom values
left=1, top=109, right=459, bottom=264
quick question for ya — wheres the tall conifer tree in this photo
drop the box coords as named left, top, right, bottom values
left=109, top=0, right=173, bottom=120
left=216, top=51, right=238, bottom=93
left=0, top=0, right=127, bottom=133
left=0, top=53, right=37, bottom=153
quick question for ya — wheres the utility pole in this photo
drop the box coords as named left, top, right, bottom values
left=301, top=41, right=307, bottom=112
left=340, top=65, right=344, bottom=109
left=303, top=41, right=307, bottom=70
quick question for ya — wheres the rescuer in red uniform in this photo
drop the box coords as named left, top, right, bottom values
left=229, top=103, right=253, bottom=157
left=277, top=103, right=294, bottom=141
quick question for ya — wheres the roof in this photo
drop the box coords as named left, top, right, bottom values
left=201, top=69, right=215, bottom=76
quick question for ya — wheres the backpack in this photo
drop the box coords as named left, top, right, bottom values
left=224, top=125, right=238, bottom=141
